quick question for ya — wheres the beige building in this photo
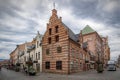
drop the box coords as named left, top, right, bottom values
left=34, top=32, right=42, bottom=72
left=10, top=32, right=43, bottom=72
left=27, top=32, right=43, bottom=72
left=24, top=32, right=43, bottom=72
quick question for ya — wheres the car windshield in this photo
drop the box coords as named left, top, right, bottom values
left=108, top=64, right=115, bottom=67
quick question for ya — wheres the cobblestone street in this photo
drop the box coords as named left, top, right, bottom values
left=0, top=68, right=120, bottom=80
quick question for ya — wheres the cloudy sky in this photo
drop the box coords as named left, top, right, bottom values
left=0, top=0, right=120, bottom=60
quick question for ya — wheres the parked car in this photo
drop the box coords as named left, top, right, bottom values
left=107, top=60, right=116, bottom=71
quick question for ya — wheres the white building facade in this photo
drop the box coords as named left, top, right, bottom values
left=18, top=31, right=42, bottom=73
left=26, top=31, right=43, bottom=72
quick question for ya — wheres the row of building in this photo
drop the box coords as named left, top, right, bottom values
left=9, top=8, right=110, bottom=74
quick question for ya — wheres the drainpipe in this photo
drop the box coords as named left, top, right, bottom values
left=68, top=29, right=70, bottom=74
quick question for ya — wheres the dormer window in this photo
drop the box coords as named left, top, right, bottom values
left=49, top=28, right=52, bottom=35
left=55, top=26, right=58, bottom=33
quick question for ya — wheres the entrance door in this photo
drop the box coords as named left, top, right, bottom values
left=36, top=63, right=40, bottom=72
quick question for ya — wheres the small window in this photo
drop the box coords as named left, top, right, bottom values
left=80, top=63, right=82, bottom=68
left=46, top=49, right=50, bottom=55
left=31, top=55, right=33, bottom=60
left=80, top=53, right=83, bottom=59
left=55, top=35, right=59, bottom=42
left=55, top=26, right=58, bottom=33
left=49, top=28, right=52, bottom=35
left=71, top=48, right=75, bottom=57
left=36, top=53, right=37, bottom=60
left=39, top=42, right=42, bottom=46
left=48, top=37, right=51, bottom=44
left=56, top=61, right=62, bottom=70
left=57, top=47, right=62, bottom=53
left=45, top=61, right=50, bottom=69
left=24, top=56, right=26, bottom=62
left=37, top=41, right=39, bottom=48
left=38, top=52, right=40, bottom=60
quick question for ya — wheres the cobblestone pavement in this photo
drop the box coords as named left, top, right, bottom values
left=0, top=68, right=120, bottom=80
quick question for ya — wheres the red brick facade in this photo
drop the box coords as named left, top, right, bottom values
left=42, top=9, right=87, bottom=74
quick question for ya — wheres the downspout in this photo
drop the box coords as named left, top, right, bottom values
left=68, top=29, right=70, bottom=74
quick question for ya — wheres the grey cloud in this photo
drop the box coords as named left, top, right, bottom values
left=0, top=48, right=10, bottom=52
left=0, top=38, right=14, bottom=42
left=65, top=0, right=120, bottom=27
left=0, top=0, right=120, bottom=59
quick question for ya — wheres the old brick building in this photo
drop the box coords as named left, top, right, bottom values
left=42, top=9, right=87, bottom=74
left=102, top=36, right=110, bottom=67
left=80, top=25, right=106, bottom=69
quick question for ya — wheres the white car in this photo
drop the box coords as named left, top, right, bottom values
left=107, top=61, right=116, bottom=71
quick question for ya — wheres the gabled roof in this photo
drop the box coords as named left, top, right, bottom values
left=82, top=25, right=95, bottom=35
left=62, top=23, right=79, bottom=42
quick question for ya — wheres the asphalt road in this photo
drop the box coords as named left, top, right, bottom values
left=0, top=68, right=120, bottom=80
